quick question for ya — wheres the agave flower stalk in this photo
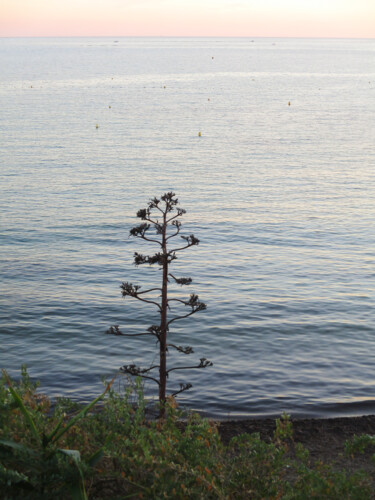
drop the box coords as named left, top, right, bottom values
left=107, top=192, right=212, bottom=417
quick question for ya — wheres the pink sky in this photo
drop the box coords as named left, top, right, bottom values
left=1, top=0, right=374, bottom=38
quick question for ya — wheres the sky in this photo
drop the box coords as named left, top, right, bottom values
left=1, top=0, right=374, bottom=38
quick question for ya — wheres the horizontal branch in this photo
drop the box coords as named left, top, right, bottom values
left=166, top=358, right=213, bottom=375
left=135, top=296, right=161, bottom=310
left=170, top=245, right=189, bottom=253
left=106, top=325, right=158, bottom=338
left=136, top=287, right=162, bottom=295
left=166, top=208, right=186, bottom=224
left=120, top=364, right=161, bottom=386
left=122, top=371, right=161, bottom=386
left=167, top=343, right=194, bottom=354
left=144, top=216, right=160, bottom=225
left=136, top=234, right=162, bottom=246
left=170, top=383, right=193, bottom=398
left=167, top=295, right=206, bottom=326
left=120, top=282, right=161, bottom=310
left=167, top=310, right=196, bottom=327
left=167, top=298, right=189, bottom=306
left=169, top=274, right=192, bottom=286
left=170, top=234, right=200, bottom=253
left=121, top=364, right=160, bottom=374
left=129, top=294, right=161, bottom=310
left=166, top=226, right=181, bottom=241
left=133, top=252, right=177, bottom=266
left=129, top=222, right=163, bottom=246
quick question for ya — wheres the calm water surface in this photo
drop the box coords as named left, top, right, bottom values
left=0, top=37, right=374, bottom=418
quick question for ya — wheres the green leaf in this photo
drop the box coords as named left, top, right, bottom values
left=51, top=375, right=116, bottom=444
left=59, top=449, right=81, bottom=463
left=0, top=463, right=33, bottom=491
left=59, top=449, right=88, bottom=500
left=67, top=481, right=88, bottom=500
left=45, top=414, right=64, bottom=444
left=87, top=447, right=104, bottom=468
left=2, top=370, right=41, bottom=444
left=0, top=439, right=38, bottom=458
left=0, top=462, right=30, bottom=484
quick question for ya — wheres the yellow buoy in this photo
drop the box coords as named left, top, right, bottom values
left=288, top=101, right=291, bottom=106
left=96, top=124, right=99, bottom=129
left=198, top=131, right=202, bottom=137
left=109, top=105, right=111, bottom=108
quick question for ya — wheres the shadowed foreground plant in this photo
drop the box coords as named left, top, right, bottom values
left=0, top=369, right=114, bottom=499
left=106, top=192, right=212, bottom=417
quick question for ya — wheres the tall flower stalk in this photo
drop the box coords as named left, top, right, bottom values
left=107, top=193, right=212, bottom=417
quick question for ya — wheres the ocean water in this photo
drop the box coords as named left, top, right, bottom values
left=0, top=37, right=374, bottom=418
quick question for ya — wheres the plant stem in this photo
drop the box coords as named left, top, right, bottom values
left=159, top=208, right=168, bottom=418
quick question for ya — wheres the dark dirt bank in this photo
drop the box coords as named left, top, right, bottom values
left=218, top=415, right=375, bottom=475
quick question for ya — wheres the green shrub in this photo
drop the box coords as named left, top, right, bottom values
left=1, top=368, right=374, bottom=499
left=0, top=368, right=113, bottom=499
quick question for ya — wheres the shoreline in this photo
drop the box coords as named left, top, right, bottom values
left=218, top=413, right=375, bottom=442
left=217, top=414, right=375, bottom=475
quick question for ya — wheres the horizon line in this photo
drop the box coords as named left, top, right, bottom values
left=1, top=35, right=374, bottom=40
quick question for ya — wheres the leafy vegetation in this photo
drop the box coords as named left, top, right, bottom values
left=1, top=368, right=374, bottom=499
left=0, top=367, right=114, bottom=499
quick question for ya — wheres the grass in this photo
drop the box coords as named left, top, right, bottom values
left=0, top=367, right=374, bottom=499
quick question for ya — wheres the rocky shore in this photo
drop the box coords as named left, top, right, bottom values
left=218, top=414, right=375, bottom=475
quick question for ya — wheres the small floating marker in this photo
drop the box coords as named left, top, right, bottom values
left=109, top=105, right=111, bottom=108
left=96, top=124, right=99, bottom=129
left=288, top=101, right=291, bottom=106
left=163, top=85, right=166, bottom=88
left=208, top=98, right=210, bottom=101
left=198, top=131, right=202, bottom=137
left=30, top=85, right=33, bottom=88
left=212, top=56, right=214, bottom=59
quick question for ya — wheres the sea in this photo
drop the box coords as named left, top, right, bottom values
left=0, top=37, right=374, bottom=418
